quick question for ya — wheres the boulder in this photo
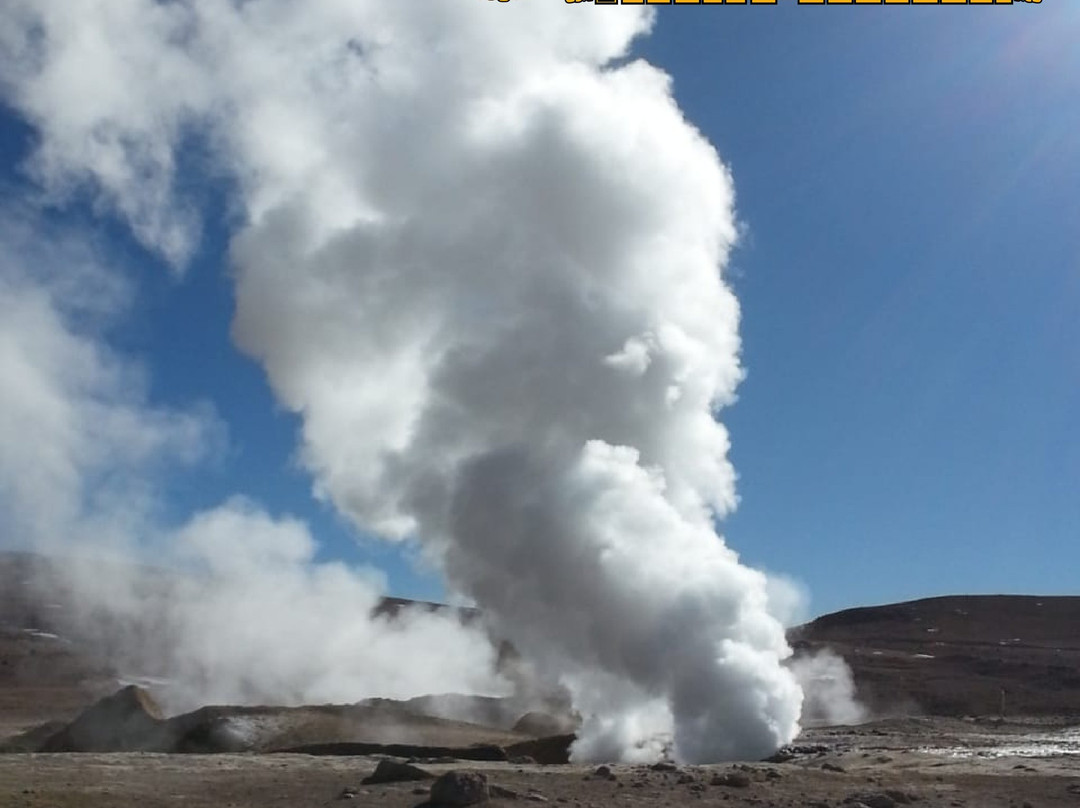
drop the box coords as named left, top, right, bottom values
left=504, top=734, right=574, bottom=765
left=845, top=794, right=897, bottom=808
left=361, top=759, right=435, bottom=785
left=511, top=711, right=575, bottom=737
left=430, top=770, right=490, bottom=807
left=710, top=772, right=751, bottom=788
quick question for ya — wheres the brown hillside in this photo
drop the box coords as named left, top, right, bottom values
left=792, top=594, right=1080, bottom=718
left=3, top=552, right=1079, bottom=736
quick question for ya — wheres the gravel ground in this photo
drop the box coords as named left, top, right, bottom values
left=3, top=717, right=1079, bottom=808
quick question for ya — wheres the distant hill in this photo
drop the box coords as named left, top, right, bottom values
left=0, top=553, right=119, bottom=735
left=2, top=552, right=1078, bottom=734
left=793, top=594, right=1080, bottom=718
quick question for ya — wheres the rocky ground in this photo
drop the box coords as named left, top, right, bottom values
left=1, top=553, right=1078, bottom=806
left=3, top=719, right=1080, bottom=808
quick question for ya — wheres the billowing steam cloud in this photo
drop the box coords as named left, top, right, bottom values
left=0, top=210, right=505, bottom=711
left=0, top=1, right=833, bottom=760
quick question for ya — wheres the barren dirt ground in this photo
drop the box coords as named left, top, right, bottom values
left=3, top=718, right=1079, bottom=808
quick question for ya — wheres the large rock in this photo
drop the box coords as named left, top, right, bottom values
left=504, top=734, right=574, bottom=765
left=511, top=711, right=576, bottom=737
left=429, top=770, right=490, bottom=807
left=711, top=772, right=751, bottom=788
left=361, top=759, right=434, bottom=784
left=41, top=685, right=167, bottom=752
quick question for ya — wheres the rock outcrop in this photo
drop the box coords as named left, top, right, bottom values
left=429, top=770, right=490, bottom=807
left=41, top=685, right=167, bottom=752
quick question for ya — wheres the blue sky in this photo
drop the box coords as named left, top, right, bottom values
left=1, top=3, right=1076, bottom=618
left=637, top=3, right=1079, bottom=613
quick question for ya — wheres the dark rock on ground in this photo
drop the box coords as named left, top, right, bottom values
left=503, top=734, right=574, bottom=765
left=845, top=792, right=897, bottom=808
left=429, top=770, right=490, bottom=807
left=764, top=748, right=795, bottom=763
left=710, top=772, right=751, bottom=788
left=361, top=759, right=435, bottom=785
left=511, top=711, right=576, bottom=737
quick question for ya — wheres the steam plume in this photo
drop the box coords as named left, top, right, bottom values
left=1, top=2, right=811, bottom=760
left=0, top=210, right=504, bottom=712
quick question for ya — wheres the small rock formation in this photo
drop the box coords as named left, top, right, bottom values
left=710, top=772, right=751, bottom=788
left=503, top=734, right=574, bottom=765
left=511, top=711, right=575, bottom=737
left=41, top=685, right=167, bottom=752
left=361, top=759, right=435, bottom=785
left=429, top=770, right=490, bottom=807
